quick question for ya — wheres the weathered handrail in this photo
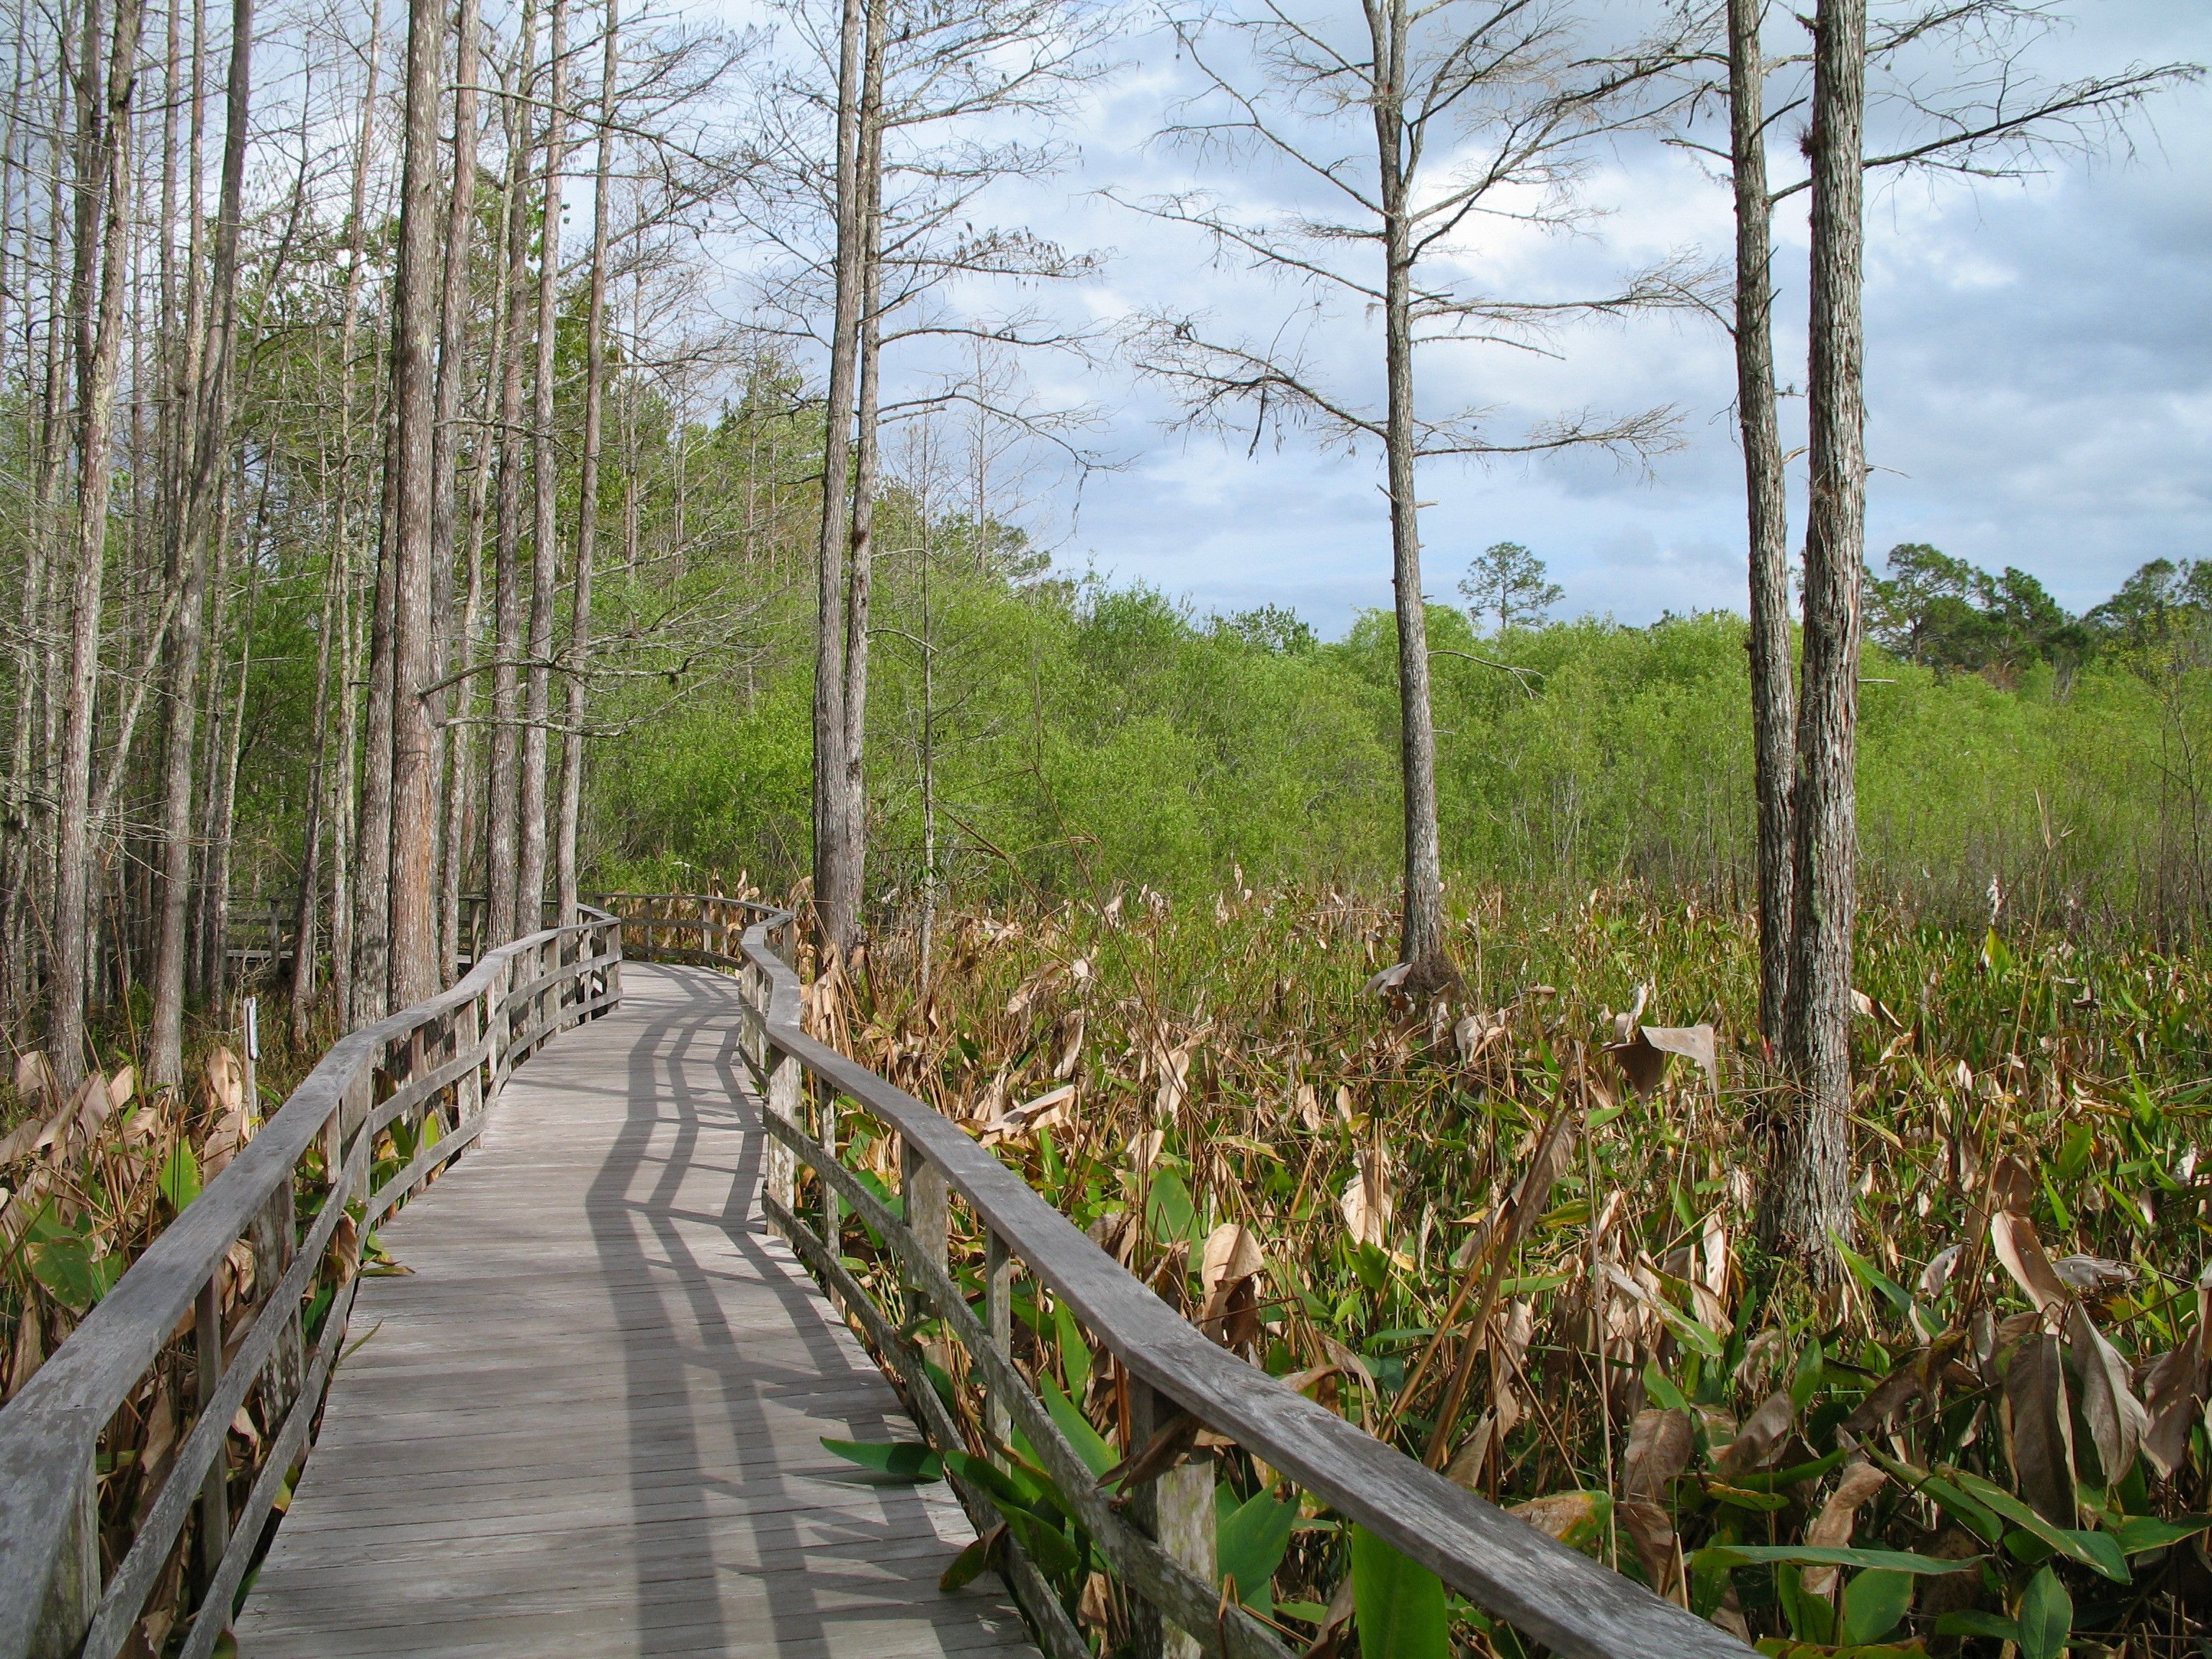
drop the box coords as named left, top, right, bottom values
left=0, top=907, right=623, bottom=1659
left=613, top=894, right=1749, bottom=1659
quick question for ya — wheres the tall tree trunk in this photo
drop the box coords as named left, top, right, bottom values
left=290, top=505, right=339, bottom=1044
left=516, top=0, right=567, bottom=934
left=326, top=0, right=379, bottom=1029
left=486, top=0, right=536, bottom=945
left=49, top=0, right=144, bottom=1090
left=433, top=0, right=484, bottom=973
left=1367, top=0, right=1447, bottom=985
left=1729, top=0, right=1795, bottom=1051
left=1761, top=0, right=1867, bottom=1280
left=810, top=0, right=864, bottom=954
left=555, top=0, right=614, bottom=925
left=148, top=0, right=251, bottom=1085
left=383, top=0, right=447, bottom=1010
left=835, top=0, right=884, bottom=940
left=352, top=395, right=397, bottom=1022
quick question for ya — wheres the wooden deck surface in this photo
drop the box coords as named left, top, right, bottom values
left=235, top=963, right=1034, bottom=1659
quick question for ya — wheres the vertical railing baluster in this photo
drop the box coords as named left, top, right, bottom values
left=29, top=1454, right=98, bottom=1658
left=985, top=1230, right=1012, bottom=1462
left=1126, top=1377, right=1215, bottom=1659
left=901, top=1138, right=949, bottom=1354
left=251, top=1171, right=303, bottom=1424
left=818, top=1078, right=840, bottom=1283
left=194, top=1272, right=230, bottom=1596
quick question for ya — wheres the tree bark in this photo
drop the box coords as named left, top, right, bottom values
left=383, top=0, right=447, bottom=1010
left=556, top=0, right=615, bottom=925
left=516, top=0, right=567, bottom=935
left=433, top=0, right=484, bottom=974
left=49, top=0, right=144, bottom=1089
left=351, top=395, right=398, bottom=1022
left=1730, top=0, right=1796, bottom=1049
left=485, top=0, right=536, bottom=945
left=1761, top=0, right=1867, bottom=1280
left=810, top=0, right=865, bottom=954
left=1367, top=0, right=1447, bottom=985
left=835, top=0, right=884, bottom=940
left=148, top=0, right=251, bottom=1085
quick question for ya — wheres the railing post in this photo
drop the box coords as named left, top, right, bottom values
left=818, top=1080, right=840, bottom=1282
left=251, top=1172, right=303, bottom=1424
left=194, top=1271, right=230, bottom=1597
left=984, top=1230, right=1013, bottom=1460
left=27, top=1453, right=97, bottom=1659
left=1127, top=1377, right=1215, bottom=1659
left=901, top=1136, right=949, bottom=1348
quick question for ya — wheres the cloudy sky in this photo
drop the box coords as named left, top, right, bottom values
left=889, top=0, right=2209, bottom=635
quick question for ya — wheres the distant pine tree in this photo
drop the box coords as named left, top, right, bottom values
left=1457, top=541, right=1562, bottom=634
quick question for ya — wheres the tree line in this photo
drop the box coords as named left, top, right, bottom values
left=0, top=0, right=2195, bottom=1288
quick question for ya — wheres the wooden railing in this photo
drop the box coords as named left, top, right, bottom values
left=613, top=893, right=1750, bottom=1659
left=0, top=908, right=623, bottom=1659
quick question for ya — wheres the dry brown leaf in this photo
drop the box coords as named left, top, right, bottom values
left=1802, top=1460, right=1889, bottom=1597
left=2053, top=1254, right=2137, bottom=1298
left=204, top=1047, right=244, bottom=1115
left=2139, top=1346, right=2203, bottom=1480
left=1509, top=1490, right=1606, bottom=1544
left=2005, top=1332, right=2078, bottom=1526
left=1989, top=1154, right=2037, bottom=1217
left=1990, top=1210, right=2071, bottom=1321
left=1622, top=1406, right=1693, bottom=1500
left=1644, top=1026, right=1719, bottom=1091
left=2066, top=1303, right=2149, bottom=1486
left=1620, top=1497, right=1683, bottom=1604
left=1339, top=1146, right=1394, bottom=1251
left=1197, top=1222, right=1266, bottom=1349
left=12, top=1051, right=53, bottom=1106
left=1918, top=1244, right=1964, bottom=1301
left=976, top=1083, right=1075, bottom=1146
left=1716, top=1388, right=1796, bottom=1477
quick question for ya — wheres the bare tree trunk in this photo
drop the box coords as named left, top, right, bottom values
left=383, top=0, right=447, bottom=1010
left=810, top=0, right=864, bottom=953
left=516, top=0, right=567, bottom=935
left=1367, top=0, right=1447, bottom=986
left=289, top=507, right=338, bottom=1044
left=1761, top=0, right=1866, bottom=1280
left=555, top=0, right=614, bottom=925
left=486, top=0, right=536, bottom=945
left=49, top=0, right=144, bottom=1090
left=1729, top=0, right=1795, bottom=1051
left=433, top=0, right=484, bottom=974
left=148, top=0, right=251, bottom=1085
left=326, top=0, right=380, bottom=1030
left=352, top=397, right=397, bottom=1022
left=835, top=0, right=884, bottom=941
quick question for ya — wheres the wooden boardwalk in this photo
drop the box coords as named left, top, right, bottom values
left=235, top=963, right=1035, bottom=1659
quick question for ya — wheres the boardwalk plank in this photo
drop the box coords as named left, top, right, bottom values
left=235, top=963, right=1035, bottom=1659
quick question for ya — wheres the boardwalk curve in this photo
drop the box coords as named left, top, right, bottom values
left=235, top=963, right=1033, bottom=1659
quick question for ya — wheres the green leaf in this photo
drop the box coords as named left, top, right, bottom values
left=1949, top=1470, right=2131, bottom=1583
left=2105, top=1512, right=2212, bottom=1555
left=1146, top=1166, right=1197, bottom=1246
left=1641, top=1360, right=1689, bottom=1413
left=1935, top=1610, right=2023, bottom=1643
left=158, top=1141, right=201, bottom=1212
left=2016, top=1564, right=2072, bottom=1659
left=1216, top=1488, right=1298, bottom=1614
left=1840, top=1569, right=1912, bottom=1646
left=1776, top=1565, right=1834, bottom=1646
left=940, top=1527, right=999, bottom=1592
left=999, top=1504, right=1082, bottom=1579
left=820, top=1438, right=943, bottom=1483
left=26, top=1233, right=106, bottom=1312
left=1790, top=1339, right=1825, bottom=1411
left=1835, top=1241, right=1915, bottom=1326
left=1053, top=1300, right=1092, bottom=1398
left=1689, top=1544, right=1979, bottom=1576
left=1706, top=1482, right=1792, bottom=1513
left=1350, top=1527, right=1449, bottom=1659
left=1039, top=1377, right=1116, bottom=1481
